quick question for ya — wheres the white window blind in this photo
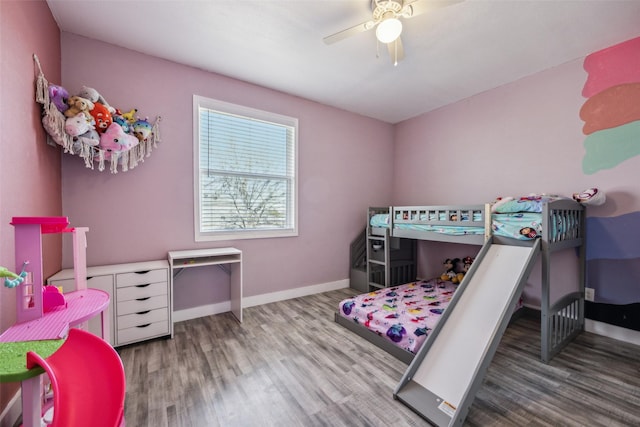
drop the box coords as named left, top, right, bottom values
left=193, top=96, right=298, bottom=241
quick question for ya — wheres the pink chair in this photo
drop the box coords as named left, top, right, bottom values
left=26, top=328, right=126, bottom=427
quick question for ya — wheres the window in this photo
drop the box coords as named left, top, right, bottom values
left=193, top=96, right=298, bottom=241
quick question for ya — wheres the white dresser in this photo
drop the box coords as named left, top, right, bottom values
left=47, top=260, right=171, bottom=347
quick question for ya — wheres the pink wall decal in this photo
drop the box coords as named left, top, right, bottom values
left=582, top=36, right=640, bottom=98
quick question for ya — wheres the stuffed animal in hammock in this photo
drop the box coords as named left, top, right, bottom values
left=98, top=122, right=139, bottom=161
left=77, top=85, right=116, bottom=114
left=132, top=118, right=153, bottom=142
left=64, top=95, right=94, bottom=120
left=90, top=102, right=113, bottom=134
left=64, top=112, right=93, bottom=137
left=48, top=84, right=69, bottom=113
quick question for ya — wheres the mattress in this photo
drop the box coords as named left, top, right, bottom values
left=338, top=279, right=457, bottom=354
left=370, top=212, right=547, bottom=240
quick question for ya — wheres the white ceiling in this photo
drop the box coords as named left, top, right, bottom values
left=46, top=0, right=640, bottom=124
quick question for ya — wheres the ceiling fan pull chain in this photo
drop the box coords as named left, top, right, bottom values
left=394, top=39, right=398, bottom=66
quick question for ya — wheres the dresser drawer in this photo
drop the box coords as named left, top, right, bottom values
left=116, top=269, right=167, bottom=288
left=48, top=274, right=113, bottom=294
left=118, top=307, right=168, bottom=330
left=117, top=295, right=167, bottom=316
left=117, top=282, right=167, bottom=302
left=117, top=320, right=169, bottom=346
left=47, top=274, right=115, bottom=346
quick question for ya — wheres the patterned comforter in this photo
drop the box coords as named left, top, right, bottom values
left=338, top=279, right=458, bottom=354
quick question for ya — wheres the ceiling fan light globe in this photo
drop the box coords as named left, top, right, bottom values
left=376, top=17, right=402, bottom=43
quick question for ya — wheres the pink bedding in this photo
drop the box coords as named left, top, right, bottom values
left=338, top=278, right=458, bottom=354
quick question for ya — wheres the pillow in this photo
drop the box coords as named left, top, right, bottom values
left=492, top=195, right=567, bottom=213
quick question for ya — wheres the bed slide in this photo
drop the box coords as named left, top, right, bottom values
left=394, top=238, right=541, bottom=426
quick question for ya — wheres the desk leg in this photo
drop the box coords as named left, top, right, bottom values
left=230, top=262, right=243, bottom=322
left=22, top=375, right=41, bottom=427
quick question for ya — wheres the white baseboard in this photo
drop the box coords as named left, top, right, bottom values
left=173, top=279, right=349, bottom=323
left=173, top=301, right=231, bottom=323
left=0, top=390, right=21, bottom=427
left=585, top=319, right=640, bottom=346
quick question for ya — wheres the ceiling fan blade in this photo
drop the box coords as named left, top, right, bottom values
left=404, top=0, right=464, bottom=18
left=323, top=20, right=375, bottom=45
left=387, top=36, right=405, bottom=65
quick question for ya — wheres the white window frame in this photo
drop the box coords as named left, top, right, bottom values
left=193, top=95, right=298, bottom=242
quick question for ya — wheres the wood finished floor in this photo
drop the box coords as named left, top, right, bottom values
left=118, top=288, right=640, bottom=426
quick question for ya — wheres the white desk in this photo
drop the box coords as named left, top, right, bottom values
left=168, top=248, right=243, bottom=336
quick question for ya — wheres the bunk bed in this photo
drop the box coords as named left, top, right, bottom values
left=336, top=196, right=586, bottom=364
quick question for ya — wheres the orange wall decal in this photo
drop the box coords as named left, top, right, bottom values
left=580, top=82, right=640, bottom=135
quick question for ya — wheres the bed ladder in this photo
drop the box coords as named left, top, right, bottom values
left=349, top=228, right=368, bottom=293
left=366, top=228, right=416, bottom=291
left=394, top=238, right=541, bottom=426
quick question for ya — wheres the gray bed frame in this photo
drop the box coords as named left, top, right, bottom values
left=336, top=199, right=586, bottom=364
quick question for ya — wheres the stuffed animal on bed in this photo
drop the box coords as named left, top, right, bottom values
left=456, top=256, right=474, bottom=283
left=440, top=258, right=460, bottom=283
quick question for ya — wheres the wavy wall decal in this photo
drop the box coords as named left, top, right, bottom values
left=581, top=36, right=640, bottom=175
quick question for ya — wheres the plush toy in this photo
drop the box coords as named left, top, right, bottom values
left=98, top=122, right=139, bottom=160
left=120, top=108, right=138, bottom=124
left=64, top=113, right=93, bottom=137
left=64, top=96, right=94, bottom=120
left=71, top=128, right=100, bottom=153
left=440, top=258, right=459, bottom=282
left=132, top=117, right=153, bottom=142
left=90, top=102, right=113, bottom=134
left=112, top=113, right=131, bottom=133
left=573, top=187, right=606, bottom=206
left=48, top=84, right=69, bottom=113
left=77, top=85, right=116, bottom=114
left=455, top=256, right=474, bottom=283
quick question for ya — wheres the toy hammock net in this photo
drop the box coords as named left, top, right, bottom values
left=33, top=54, right=162, bottom=174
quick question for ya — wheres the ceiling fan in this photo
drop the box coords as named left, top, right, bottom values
left=323, top=0, right=463, bottom=66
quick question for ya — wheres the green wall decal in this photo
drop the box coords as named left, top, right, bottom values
left=582, top=120, right=640, bottom=174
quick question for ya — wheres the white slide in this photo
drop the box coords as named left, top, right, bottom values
left=394, top=240, right=540, bottom=426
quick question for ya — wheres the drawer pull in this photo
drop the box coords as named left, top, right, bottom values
left=135, top=270, right=151, bottom=275
left=136, top=324, right=151, bottom=328
left=135, top=297, right=151, bottom=301
left=136, top=310, right=151, bottom=315
left=135, top=283, right=151, bottom=288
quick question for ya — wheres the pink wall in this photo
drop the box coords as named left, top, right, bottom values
left=0, top=0, right=62, bottom=413
left=60, top=34, right=395, bottom=305
left=394, top=56, right=640, bottom=304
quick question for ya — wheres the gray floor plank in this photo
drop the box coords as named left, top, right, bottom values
left=118, top=288, right=640, bottom=426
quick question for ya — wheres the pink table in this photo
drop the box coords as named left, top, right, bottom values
left=0, top=288, right=110, bottom=427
